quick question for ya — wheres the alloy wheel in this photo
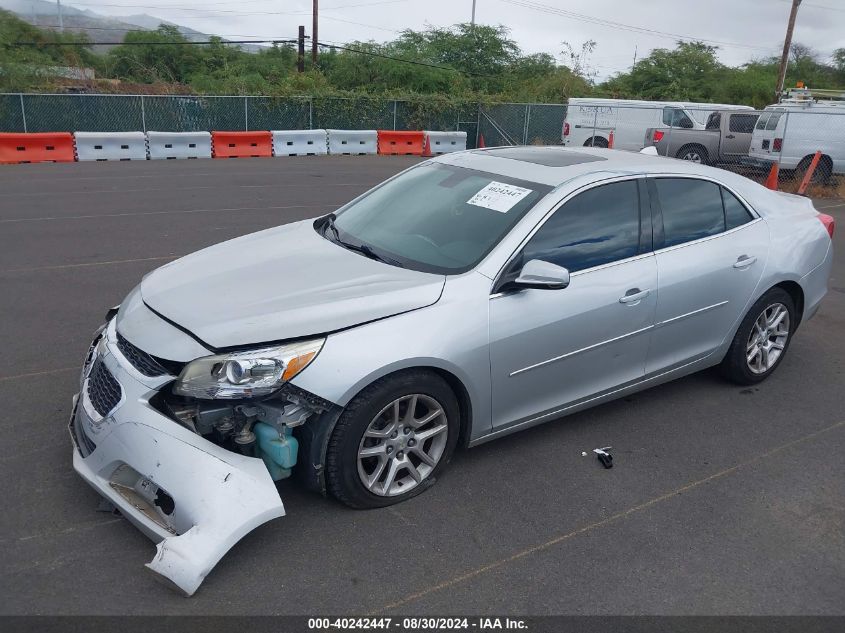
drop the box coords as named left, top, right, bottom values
left=746, top=303, right=790, bottom=374
left=357, top=393, right=448, bottom=496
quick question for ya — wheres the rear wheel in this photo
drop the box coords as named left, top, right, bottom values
left=583, top=136, right=608, bottom=148
left=797, top=154, right=833, bottom=185
left=676, top=144, right=709, bottom=165
left=720, top=288, right=796, bottom=385
left=326, top=370, right=459, bottom=509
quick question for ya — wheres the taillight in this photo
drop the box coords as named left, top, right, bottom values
left=563, top=122, right=570, bottom=137
left=818, top=213, right=835, bottom=238
left=773, top=138, right=783, bottom=152
left=653, top=130, right=664, bottom=142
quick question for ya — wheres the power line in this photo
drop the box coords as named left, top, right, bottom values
left=61, top=0, right=409, bottom=17
left=16, top=22, right=306, bottom=42
left=498, top=0, right=779, bottom=53
left=778, top=0, right=845, bottom=13
left=13, top=38, right=299, bottom=46
left=320, top=14, right=400, bottom=33
left=15, top=33, right=496, bottom=78
left=316, top=41, right=491, bottom=76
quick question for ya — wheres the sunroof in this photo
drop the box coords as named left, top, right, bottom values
left=480, top=147, right=607, bottom=167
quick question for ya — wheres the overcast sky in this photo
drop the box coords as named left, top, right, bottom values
left=61, top=0, right=845, bottom=82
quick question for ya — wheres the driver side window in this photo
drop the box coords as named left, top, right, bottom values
left=520, top=180, right=642, bottom=274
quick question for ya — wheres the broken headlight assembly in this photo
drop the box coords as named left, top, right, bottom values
left=173, top=338, right=325, bottom=400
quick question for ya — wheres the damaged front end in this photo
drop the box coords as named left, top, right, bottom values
left=69, top=316, right=333, bottom=596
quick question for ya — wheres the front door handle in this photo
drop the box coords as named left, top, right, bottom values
left=733, top=255, right=757, bottom=269
left=619, top=288, right=650, bottom=304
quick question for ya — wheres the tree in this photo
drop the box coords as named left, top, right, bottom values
left=107, top=25, right=202, bottom=84
left=0, top=9, right=96, bottom=91
left=602, top=41, right=726, bottom=102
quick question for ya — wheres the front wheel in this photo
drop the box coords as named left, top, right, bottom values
left=326, top=370, right=459, bottom=508
left=720, top=288, right=796, bottom=385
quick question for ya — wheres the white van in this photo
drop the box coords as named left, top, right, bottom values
left=561, top=98, right=754, bottom=151
left=747, top=97, right=845, bottom=178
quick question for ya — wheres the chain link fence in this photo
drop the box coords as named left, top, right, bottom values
left=0, top=93, right=571, bottom=151
left=2, top=94, right=841, bottom=195
left=0, top=94, right=481, bottom=146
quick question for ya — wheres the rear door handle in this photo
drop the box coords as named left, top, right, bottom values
left=619, top=288, right=650, bottom=304
left=733, top=255, right=757, bottom=269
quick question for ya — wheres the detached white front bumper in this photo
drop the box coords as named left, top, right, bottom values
left=69, top=320, right=285, bottom=596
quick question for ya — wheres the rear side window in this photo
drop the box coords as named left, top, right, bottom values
left=729, top=114, right=758, bottom=134
left=721, top=187, right=754, bottom=230
left=755, top=112, right=770, bottom=130
left=654, top=178, right=725, bottom=247
left=765, top=112, right=783, bottom=130
left=522, top=180, right=640, bottom=273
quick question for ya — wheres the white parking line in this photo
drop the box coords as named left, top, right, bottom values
left=0, top=367, right=76, bottom=382
left=0, top=182, right=368, bottom=198
left=376, top=418, right=845, bottom=612
left=0, top=255, right=179, bottom=274
left=0, top=203, right=340, bottom=224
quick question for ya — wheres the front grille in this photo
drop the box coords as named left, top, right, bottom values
left=117, top=331, right=169, bottom=377
left=87, top=359, right=122, bottom=417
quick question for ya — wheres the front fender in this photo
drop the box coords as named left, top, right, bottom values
left=290, top=272, right=492, bottom=451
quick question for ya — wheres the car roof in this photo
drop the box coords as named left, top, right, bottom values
left=433, top=146, right=739, bottom=187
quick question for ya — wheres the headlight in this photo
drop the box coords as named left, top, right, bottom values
left=173, top=338, right=324, bottom=399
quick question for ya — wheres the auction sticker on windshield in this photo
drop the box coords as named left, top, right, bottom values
left=467, top=181, right=533, bottom=213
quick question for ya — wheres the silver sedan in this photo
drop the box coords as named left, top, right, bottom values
left=70, top=147, right=834, bottom=594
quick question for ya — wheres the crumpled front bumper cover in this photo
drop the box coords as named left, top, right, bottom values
left=69, top=320, right=285, bottom=596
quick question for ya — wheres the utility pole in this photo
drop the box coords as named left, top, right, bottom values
left=632, top=45, right=637, bottom=70
left=775, top=0, right=802, bottom=98
left=471, top=0, right=476, bottom=27
left=297, top=25, right=305, bottom=72
left=56, top=0, right=63, bottom=32
left=312, top=0, right=319, bottom=66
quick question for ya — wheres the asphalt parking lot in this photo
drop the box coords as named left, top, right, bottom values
left=0, top=156, right=843, bottom=615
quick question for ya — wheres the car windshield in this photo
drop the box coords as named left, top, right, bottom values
left=326, top=163, right=551, bottom=274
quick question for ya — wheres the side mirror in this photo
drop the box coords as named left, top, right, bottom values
left=514, top=259, right=570, bottom=290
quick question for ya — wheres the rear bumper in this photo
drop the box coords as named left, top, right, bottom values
left=800, top=238, right=834, bottom=324
left=69, top=319, right=285, bottom=595
left=741, top=155, right=776, bottom=170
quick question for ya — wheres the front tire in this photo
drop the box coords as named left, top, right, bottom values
left=720, top=288, right=796, bottom=385
left=326, top=370, right=459, bottom=509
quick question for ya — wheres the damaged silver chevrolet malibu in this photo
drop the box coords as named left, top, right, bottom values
left=70, top=147, right=834, bottom=595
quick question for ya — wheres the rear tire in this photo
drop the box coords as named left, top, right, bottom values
left=797, top=154, right=833, bottom=185
left=676, top=144, right=709, bottom=165
left=326, top=370, right=459, bottom=509
left=720, top=288, right=796, bottom=385
left=583, top=136, right=608, bottom=148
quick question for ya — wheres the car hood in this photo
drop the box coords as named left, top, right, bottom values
left=140, top=220, right=446, bottom=349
